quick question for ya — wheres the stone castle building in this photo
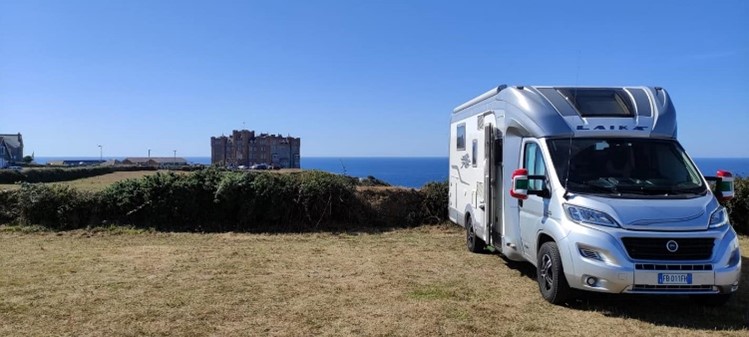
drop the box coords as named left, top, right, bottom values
left=211, top=130, right=300, bottom=168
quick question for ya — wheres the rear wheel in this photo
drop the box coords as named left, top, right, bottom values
left=690, top=294, right=732, bottom=307
left=465, top=214, right=485, bottom=253
left=537, top=241, right=572, bottom=305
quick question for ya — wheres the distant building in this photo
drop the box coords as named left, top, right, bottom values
left=47, top=160, right=106, bottom=167
left=211, top=130, right=300, bottom=168
left=0, top=133, right=23, bottom=167
left=122, top=157, right=188, bottom=167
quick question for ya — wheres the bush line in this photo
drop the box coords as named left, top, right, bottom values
left=0, top=169, right=448, bottom=232
left=2, top=169, right=747, bottom=235
left=0, top=166, right=156, bottom=184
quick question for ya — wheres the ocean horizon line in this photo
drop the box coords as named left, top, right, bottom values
left=32, top=155, right=452, bottom=159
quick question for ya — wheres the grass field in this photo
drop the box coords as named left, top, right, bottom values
left=0, top=170, right=170, bottom=192
left=1, top=225, right=747, bottom=336
left=0, top=168, right=305, bottom=192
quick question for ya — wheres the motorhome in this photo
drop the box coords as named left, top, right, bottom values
left=448, top=85, right=740, bottom=305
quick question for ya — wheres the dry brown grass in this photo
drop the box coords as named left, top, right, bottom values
left=0, top=226, right=747, bottom=337
left=0, top=170, right=179, bottom=192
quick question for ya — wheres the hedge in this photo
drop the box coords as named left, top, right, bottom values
left=726, top=177, right=749, bottom=234
left=0, top=166, right=159, bottom=184
left=0, top=169, right=443, bottom=232
left=2, top=170, right=747, bottom=235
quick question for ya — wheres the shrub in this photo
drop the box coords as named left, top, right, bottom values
left=0, top=170, right=24, bottom=184
left=213, top=170, right=357, bottom=231
left=295, top=170, right=357, bottom=227
left=100, top=169, right=224, bottom=231
left=356, top=187, right=423, bottom=227
left=357, top=175, right=390, bottom=187
left=214, top=171, right=296, bottom=230
left=420, top=180, right=449, bottom=223
left=0, top=190, right=19, bottom=224
left=727, top=176, right=749, bottom=235
left=0, top=167, right=114, bottom=184
left=15, top=184, right=100, bottom=230
left=0, top=166, right=161, bottom=184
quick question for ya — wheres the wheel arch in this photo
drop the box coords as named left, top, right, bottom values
left=462, top=205, right=474, bottom=229
left=537, top=232, right=555, bottom=252
left=536, top=230, right=576, bottom=286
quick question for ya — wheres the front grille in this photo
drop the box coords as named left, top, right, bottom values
left=635, top=264, right=713, bottom=271
left=632, top=284, right=714, bottom=292
left=621, top=237, right=714, bottom=260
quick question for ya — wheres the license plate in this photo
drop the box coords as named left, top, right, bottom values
left=658, top=273, right=692, bottom=285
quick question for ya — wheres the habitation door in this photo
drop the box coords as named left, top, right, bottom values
left=482, top=125, right=493, bottom=244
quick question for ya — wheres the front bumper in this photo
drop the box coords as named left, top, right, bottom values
left=558, top=222, right=742, bottom=295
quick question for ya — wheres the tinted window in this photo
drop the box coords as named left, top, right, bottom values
left=524, top=142, right=547, bottom=191
left=472, top=139, right=478, bottom=167
left=456, top=124, right=466, bottom=150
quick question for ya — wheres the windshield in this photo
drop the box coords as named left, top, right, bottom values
left=547, top=138, right=706, bottom=197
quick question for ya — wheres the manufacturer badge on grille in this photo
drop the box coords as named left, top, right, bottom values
left=666, top=240, right=679, bottom=253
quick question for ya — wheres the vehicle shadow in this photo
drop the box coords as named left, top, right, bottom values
left=498, top=254, right=749, bottom=331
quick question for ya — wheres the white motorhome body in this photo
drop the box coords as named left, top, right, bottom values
left=449, top=85, right=741, bottom=305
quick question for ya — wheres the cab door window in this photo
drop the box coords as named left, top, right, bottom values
left=524, top=142, right=547, bottom=191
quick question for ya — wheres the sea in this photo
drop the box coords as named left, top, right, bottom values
left=31, top=156, right=749, bottom=188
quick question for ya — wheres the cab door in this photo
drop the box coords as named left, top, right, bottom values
left=518, top=140, right=550, bottom=261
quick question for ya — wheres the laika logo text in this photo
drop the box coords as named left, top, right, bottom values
left=576, top=125, right=648, bottom=131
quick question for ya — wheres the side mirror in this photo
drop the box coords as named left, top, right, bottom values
left=716, top=170, right=734, bottom=201
left=510, top=168, right=529, bottom=200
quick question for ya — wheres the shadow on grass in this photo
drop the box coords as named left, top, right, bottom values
left=499, top=254, right=749, bottom=331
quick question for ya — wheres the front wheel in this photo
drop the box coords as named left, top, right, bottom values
left=537, top=241, right=572, bottom=305
left=465, top=215, right=485, bottom=253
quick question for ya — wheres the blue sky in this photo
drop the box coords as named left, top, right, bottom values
left=1, top=0, right=747, bottom=157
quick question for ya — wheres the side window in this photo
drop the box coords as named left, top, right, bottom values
left=524, top=142, right=547, bottom=190
left=456, top=124, right=466, bottom=151
left=472, top=139, right=478, bottom=167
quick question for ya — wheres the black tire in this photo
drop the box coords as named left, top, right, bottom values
left=537, top=241, right=572, bottom=305
left=465, top=214, right=486, bottom=253
left=690, top=294, right=732, bottom=307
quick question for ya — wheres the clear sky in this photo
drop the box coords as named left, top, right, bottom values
left=1, top=0, right=747, bottom=158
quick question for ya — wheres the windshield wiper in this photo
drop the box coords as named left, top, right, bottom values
left=637, top=186, right=705, bottom=196
left=568, top=181, right=620, bottom=195
left=669, top=187, right=706, bottom=195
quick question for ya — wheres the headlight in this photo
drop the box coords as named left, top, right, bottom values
left=708, top=207, right=729, bottom=229
left=727, top=248, right=740, bottom=267
left=564, top=204, right=620, bottom=228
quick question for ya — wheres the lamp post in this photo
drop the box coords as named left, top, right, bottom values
left=98, top=145, right=103, bottom=161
